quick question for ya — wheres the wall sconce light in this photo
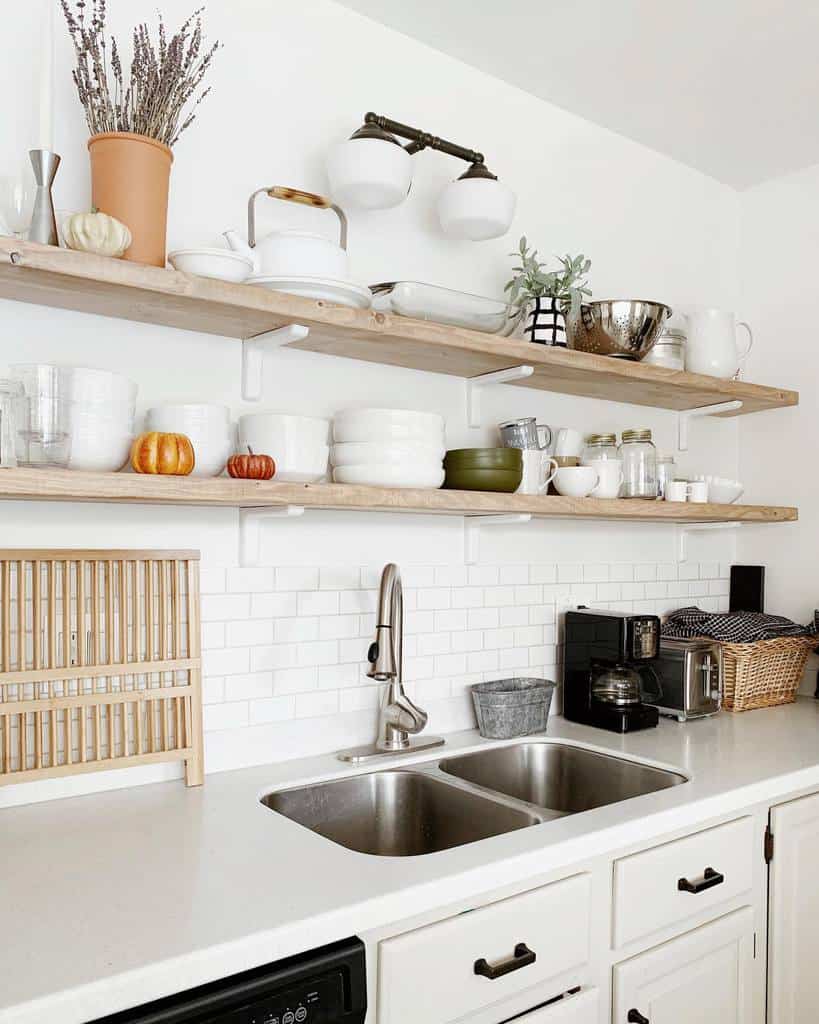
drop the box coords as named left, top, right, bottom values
left=326, top=112, right=516, bottom=241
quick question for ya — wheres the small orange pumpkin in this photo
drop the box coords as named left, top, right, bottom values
left=227, top=446, right=275, bottom=481
left=130, top=432, right=195, bottom=476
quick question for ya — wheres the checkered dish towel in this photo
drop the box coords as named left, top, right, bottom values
left=662, top=606, right=819, bottom=644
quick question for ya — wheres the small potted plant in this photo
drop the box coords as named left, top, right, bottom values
left=60, top=1, right=219, bottom=266
left=505, top=238, right=592, bottom=347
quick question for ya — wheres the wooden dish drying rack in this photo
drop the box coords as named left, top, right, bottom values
left=0, top=550, right=203, bottom=787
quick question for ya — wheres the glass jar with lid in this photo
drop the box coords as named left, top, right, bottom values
left=581, top=433, right=619, bottom=465
left=643, top=328, right=686, bottom=371
left=619, top=428, right=658, bottom=498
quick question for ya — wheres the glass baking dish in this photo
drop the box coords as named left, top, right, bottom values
left=370, top=281, right=522, bottom=335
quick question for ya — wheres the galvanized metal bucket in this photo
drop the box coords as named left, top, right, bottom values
left=471, top=677, right=555, bottom=739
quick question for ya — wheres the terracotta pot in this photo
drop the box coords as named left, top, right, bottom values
left=88, top=132, right=173, bottom=267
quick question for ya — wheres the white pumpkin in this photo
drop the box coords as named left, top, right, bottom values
left=63, top=211, right=132, bottom=258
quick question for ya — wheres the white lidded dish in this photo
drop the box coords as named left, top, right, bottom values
left=370, top=281, right=521, bottom=335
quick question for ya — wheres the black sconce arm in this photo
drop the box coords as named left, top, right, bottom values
left=357, top=112, right=498, bottom=180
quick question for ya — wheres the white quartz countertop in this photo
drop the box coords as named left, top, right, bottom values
left=4, top=701, right=819, bottom=1023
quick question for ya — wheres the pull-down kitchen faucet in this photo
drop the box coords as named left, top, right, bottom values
left=337, top=563, right=444, bottom=763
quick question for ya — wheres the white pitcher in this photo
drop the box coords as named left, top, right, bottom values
left=683, top=308, right=753, bottom=379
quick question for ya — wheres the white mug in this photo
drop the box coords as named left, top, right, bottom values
left=588, top=459, right=624, bottom=499
left=683, top=308, right=753, bottom=379
left=554, top=427, right=584, bottom=458
left=517, top=451, right=558, bottom=495
left=666, top=480, right=689, bottom=502
left=553, top=465, right=599, bottom=498
left=687, top=480, right=709, bottom=503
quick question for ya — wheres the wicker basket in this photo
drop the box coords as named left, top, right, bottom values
left=715, top=635, right=817, bottom=712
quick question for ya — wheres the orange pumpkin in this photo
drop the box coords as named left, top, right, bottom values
left=130, top=432, right=195, bottom=475
left=227, top=447, right=275, bottom=481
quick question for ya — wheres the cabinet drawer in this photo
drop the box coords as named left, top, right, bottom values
left=507, top=988, right=599, bottom=1023
left=613, top=816, right=754, bottom=948
left=378, top=874, right=591, bottom=1024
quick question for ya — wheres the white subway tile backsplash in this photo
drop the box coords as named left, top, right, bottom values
left=226, top=620, right=275, bottom=647
left=227, top=568, right=276, bottom=593
left=250, top=592, right=298, bottom=619
left=276, top=567, right=319, bottom=591
left=297, top=591, right=340, bottom=616
left=188, top=558, right=732, bottom=775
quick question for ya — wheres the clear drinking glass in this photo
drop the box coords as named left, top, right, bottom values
left=0, top=380, right=24, bottom=468
left=0, top=176, right=35, bottom=238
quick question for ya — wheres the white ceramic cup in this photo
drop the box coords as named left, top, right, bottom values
left=553, top=465, right=599, bottom=498
left=517, top=451, right=559, bottom=495
left=554, top=427, right=584, bottom=458
left=588, top=459, right=624, bottom=499
left=666, top=480, right=689, bottom=502
left=688, top=480, right=709, bottom=503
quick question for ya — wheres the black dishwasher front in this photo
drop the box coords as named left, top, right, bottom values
left=87, top=937, right=366, bottom=1024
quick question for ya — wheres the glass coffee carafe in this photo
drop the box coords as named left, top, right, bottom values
left=591, top=663, right=643, bottom=705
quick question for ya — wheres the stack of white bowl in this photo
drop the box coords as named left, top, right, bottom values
left=69, top=367, right=137, bottom=471
left=331, top=408, right=446, bottom=488
left=238, top=413, right=330, bottom=482
left=146, top=404, right=233, bottom=477
left=10, top=364, right=137, bottom=471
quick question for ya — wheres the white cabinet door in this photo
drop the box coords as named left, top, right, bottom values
left=502, top=988, right=599, bottom=1023
left=613, top=907, right=754, bottom=1024
left=769, top=791, right=819, bottom=1023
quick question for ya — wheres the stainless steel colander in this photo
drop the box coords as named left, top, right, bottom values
left=566, top=299, right=672, bottom=360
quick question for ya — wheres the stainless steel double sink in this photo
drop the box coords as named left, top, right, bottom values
left=261, top=742, right=687, bottom=857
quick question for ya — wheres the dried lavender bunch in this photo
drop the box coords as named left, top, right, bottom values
left=59, top=1, right=219, bottom=146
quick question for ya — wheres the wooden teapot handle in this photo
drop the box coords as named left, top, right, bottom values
left=247, top=186, right=348, bottom=250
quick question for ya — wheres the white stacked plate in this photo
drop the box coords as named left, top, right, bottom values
left=146, top=403, right=233, bottom=477
left=331, top=409, right=445, bottom=488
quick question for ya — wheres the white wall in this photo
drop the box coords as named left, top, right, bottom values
left=738, top=165, right=819, bottom=690
left=0, top=0, right=744, bottom=802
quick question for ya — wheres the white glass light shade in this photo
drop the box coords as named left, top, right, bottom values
left=436, top=176, right=517, bottom=241
left=326, top=137, right=413, bottom=210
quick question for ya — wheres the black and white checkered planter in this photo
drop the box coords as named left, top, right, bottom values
left=523, top=296, right=566, bottom=347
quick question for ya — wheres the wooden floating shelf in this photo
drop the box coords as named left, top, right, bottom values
left=0, top=470, right=797, bottom=524
left=0, top=238, right=798, bottom=416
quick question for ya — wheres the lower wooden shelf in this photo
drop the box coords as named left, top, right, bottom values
left=0, top=469, right=797, bottom=523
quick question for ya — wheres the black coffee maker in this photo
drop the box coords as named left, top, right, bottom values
left=564, top=607, right=660, bottom=733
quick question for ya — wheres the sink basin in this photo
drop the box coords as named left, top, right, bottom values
left=440, top=742, right=687, bottom=813
left=262, top=770, right=540, bottom=856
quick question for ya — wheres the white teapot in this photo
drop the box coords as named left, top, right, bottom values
left=683, top=308, right=753, bottom=379
left=224, top=185, right=349, bottom=280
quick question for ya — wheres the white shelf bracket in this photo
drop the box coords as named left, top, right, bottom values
left=676, top=522, right=740, bottom=563
left=466, top=365, right=534, bottom=428
left=464, top=513, right=532, bottom=565
left=242, top=324, right=309, bottom=402
left=239, top=505, right=305, bottom=566
left=677, top=400, right=743, bottom=451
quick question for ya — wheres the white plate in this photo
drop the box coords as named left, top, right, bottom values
left=169, top=249, right=253, bottom=283
left=247, top=275, right=372, bottom=309
left=333, top=464, right=445, bottom=489
left=330, top=441, right=445, bottom=467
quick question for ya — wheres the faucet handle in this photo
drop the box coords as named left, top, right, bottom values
left=390, top=693, right=428, bottom=735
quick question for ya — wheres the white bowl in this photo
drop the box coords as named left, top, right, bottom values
left=184, top=433, right=232, bottom=477
left=694, top=475, right=745, bottom=504
left=330, top=441, right=445, bottom=467
left=147, top=403, right=230, bottom=433
left=333, top=463, right=445, bottom=489
left=333, top=408, right=445, bottom=444
left=169, top=249, right=253, bottom=283
left=67, top=431, right=133, bottom=472
left=239, top=413, right=330, bottom=482
left=553, top=465, right=600, bottom=498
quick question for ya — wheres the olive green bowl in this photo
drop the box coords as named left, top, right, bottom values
left=444, top=447, right=523, bottom=469
left=443, top=465, right=523, bottom=493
